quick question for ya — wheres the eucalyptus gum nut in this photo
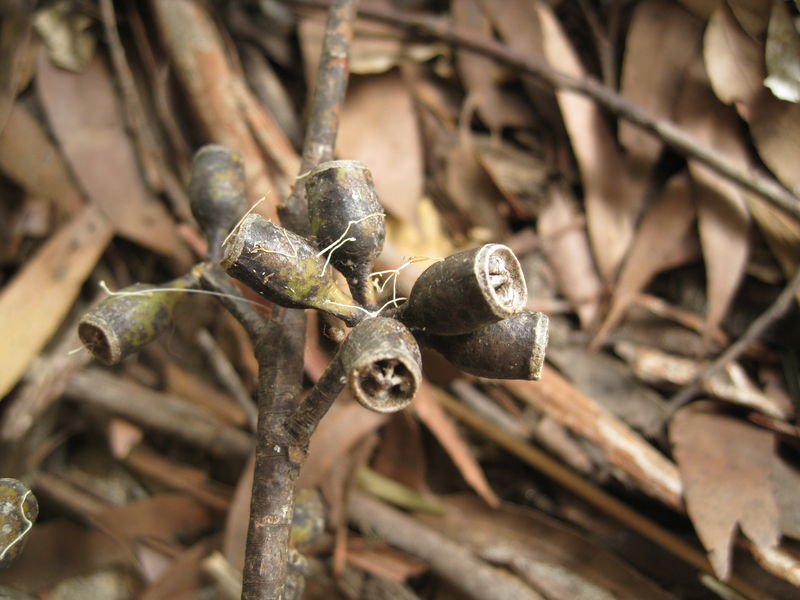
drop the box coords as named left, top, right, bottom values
left=78, top=273, right=198, bottom=365
left=306, top=160, right=385, bottom=299
left=421, top=311, right=549, bottom=380
left=340, top=317, right=422, bottom=413
left=0, top=478, right=38, bottom=569
left=400, top=244, right=527, bottom=335
left=188, top=144, right=248, bottom=259
left=221, top=213, right=363, bottom=324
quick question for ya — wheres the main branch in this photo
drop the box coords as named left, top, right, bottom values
left=241, top=1, right=359, bottom=598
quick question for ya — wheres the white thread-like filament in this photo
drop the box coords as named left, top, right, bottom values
left=99, top=281, right=266, bottom=308
left=221, top=196, right=265, bottom=249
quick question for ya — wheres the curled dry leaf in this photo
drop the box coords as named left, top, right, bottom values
left=670, top=402, right=781, bottom=580
left=337, top=71, right=423, bottom=225
left=764, top=0, right=800, bottom=103
left=615, top=341, right=793, bottom=420
left=592, top=172, right=695, bottom=348
left=33, top=0, right=96, bottom=72
left=536, top=2, right=642, bottom=281
left=703, top=2, right=764, bottom=109
left=537, top=183, right=602, bottom=329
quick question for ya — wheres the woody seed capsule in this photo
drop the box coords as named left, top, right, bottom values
left=0, top=478, right=38, bottom=569
left=221, top=213, right=364, bottom=325
left=188, top=144, right=248, bottom=261
left=420, top=311, right=549, bottom=380
left=340, top=317, right=422, bottom=413
left=306, top=160, right=385, bottom=306
left=78, top=271, right=199, bottom=365
left=400, top=244, right=527, bottom=335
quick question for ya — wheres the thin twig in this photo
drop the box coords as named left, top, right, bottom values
left=288, top=0, right=800, bottom=222
left=667, top=266, right=800, bottom=414
left=348, top=491, right=544, bottom=600
left=196, top=328, right=259, bottom=432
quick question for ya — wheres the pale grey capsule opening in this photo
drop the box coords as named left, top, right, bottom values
left=475, top=243, right=527, bottom=319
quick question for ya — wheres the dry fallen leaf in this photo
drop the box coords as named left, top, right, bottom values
left=337, top=71, right=423, bottom=224
left=37, top=54, right=190, bottom=265
left=451, top=0, right=532, bottom=134
left=298, top=398, right=389, bottom=489
left=703, top=2, right=764, bottom=108
left=0, top=205, right=112, bottom=399
left=670, top=402, right=780, bottom=580
left=749, top=89, right=800, bottom=196
left=483, top=0, right=563, bottom=138
left=416, top=381, right=499, bottom=507
left=537, top=183, right=602, bottom=329
left=92, top=494, right=214, bottom=549
left=537, top=2, right=642, bottom=281
left=507, top=368, right=683, bottom=510
left=0, top=0, right=34, bottom=132
left=620, top=0, right=703, bottom=174
left=771, top=454, right=800, bottom=541
left=0, top=102, right=83, bottom=217
left=676, top=0, right=716, bottom=19
left=546, top=345, right=668, bottom=438
left=473, top=135, right=549, bottom=218
left=674, top=58, right=751, bottom=341
left=152, top=0, right=292, bottom=215
left=695, top=178, right=750, bottom=344
left=443, top=116, right=508, bottom=238
left=727, top=0, right=771, bottom=40
left=593, top=173, right=695, bottom=347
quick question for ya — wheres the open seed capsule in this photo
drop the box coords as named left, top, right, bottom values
left=188, top=144, right=248, bottom=260
left=399, top=244, right=527, bottom=335
left=340, top=317, right=422, bottom=412
left=0, top=478, right=38, bottom=569
left=78, top=272, right=198, bottom=365
left=221, top=213, right=363, bottom=325
left=306, top=160, right=385, bottom=306
left=420, top=311, right=549, bottom=380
